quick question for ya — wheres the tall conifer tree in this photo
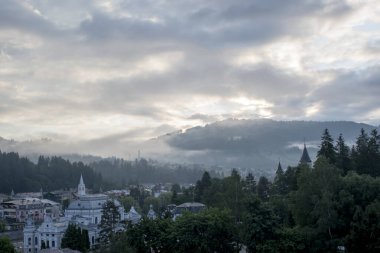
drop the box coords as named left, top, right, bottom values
left=335, top=134, right=351, bottom=175
left=317, top=129, right=336, bottom=164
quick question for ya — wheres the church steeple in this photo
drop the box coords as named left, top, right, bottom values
left=78, top=174, right=86, bottom=196
left=277, top=161, right=283, bottom=172
left=299, top=142, right=312, bottom=166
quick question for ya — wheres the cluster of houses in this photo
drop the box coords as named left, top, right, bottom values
left=2, top=175, right=204, bottom=253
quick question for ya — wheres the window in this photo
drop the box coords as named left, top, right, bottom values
left=95, top=217, right=98, bottom=224
left=92, top=236, right=94, bottom=245
left=35, top=237, right=38, bottom=245
left=52, top=241, right=55, bottom=247
left=28, top=237, right=31, bottom=245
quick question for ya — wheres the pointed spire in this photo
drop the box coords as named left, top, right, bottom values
left=277, top=161, right=283, bottom=172
left=299, top=142, right=312, bottom=165
left=78, top=174, right=86, bottom=196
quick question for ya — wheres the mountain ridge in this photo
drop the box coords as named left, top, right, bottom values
left=0, top=119, right=378, bottom=177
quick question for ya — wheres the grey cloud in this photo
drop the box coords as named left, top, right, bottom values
left=188, top=114, right=221, bottom=123
left=233, top=64, right=311, bottom=100
left=77, top=0, right=353, bottom=47
left=0, top=0, right=58, bottom=36
left=309, top=66, right=380, bottom=122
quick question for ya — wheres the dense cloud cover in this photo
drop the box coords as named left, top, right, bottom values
left=0, top=0, right=379, bottom=158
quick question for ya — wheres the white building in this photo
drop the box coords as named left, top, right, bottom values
left=23, top=175, right=126, bottom=253
left=24, top=216, right=67, bottom=253
left=65, top=175, right=125, bottom=225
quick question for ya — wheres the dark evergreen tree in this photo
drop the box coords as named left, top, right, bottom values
left=283, top=166, right=299, bottom=192
left=367, top=129, right=380, bottom=177
left=335, top=134, right=351, bottom=175
left=99, top=200, right=121, bottom=247
left=317, top=128, right=336, bottom=164
left=242, top=197, right=280, bottom=252
left=245, top=172, right=256, bottom=193
left=0, top=236, right=16, bottom=253
left=352, top=128, right=370, bottom=175
left=194, top=171, right=212, bottom=202
left=257, top=176, right=270, bottom=201
left=273, top=162, right=287, bottom=195
left=61, top=224, right=90, bottom=252
left=172, top=208, right=238, bottom=253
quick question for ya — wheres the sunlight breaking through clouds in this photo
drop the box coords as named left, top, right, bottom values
left=0, top=0, right=379, bottom=155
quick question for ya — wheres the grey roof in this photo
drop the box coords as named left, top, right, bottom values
left=299, top=143, right=312, bottom=164
left=177, top=202, right=205, bottom=208
left=126, top=206, right=141, bottom=223
left=67, top=194, right=108, bottom=210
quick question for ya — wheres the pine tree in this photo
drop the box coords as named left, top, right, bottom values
left=99, top=200, right=121, bottom=246
left=61, top=224, right=89, bottom=252
left=317, top=129, right=336, bottom=164
left=0, top=236, right=16, bottom=253
left=273, top=162, right=287, bottom=195
left=367, top=129, right=380, bottom=177
left=194, top=171, right=212, bottom=202
left=257, top=176, right=270, bottom=201
left=335, top=134, right=351, bottom=175
left=245, top=173, right=256, bottom=193
left=352, top=129, right=370, bottom=175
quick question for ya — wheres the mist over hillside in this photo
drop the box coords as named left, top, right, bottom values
left=150, top=119, right=378, bottom=176
left=0, top=119, right=378, bottom=177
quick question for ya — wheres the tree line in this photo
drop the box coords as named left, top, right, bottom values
left=92, top=128, right=380, bottom=253
left=90, top=158, right=222, bottom=186
left=0, top=152, right=104, bottom=193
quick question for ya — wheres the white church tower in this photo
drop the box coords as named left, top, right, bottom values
left=78, top=174, right=86, bottom=196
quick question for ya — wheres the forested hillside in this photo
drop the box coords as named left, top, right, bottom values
left=90, top=158, right=222, bottom=186
left=159, top=119, right=379, bottom=172
left=0, top=152, right=103, bottom=194
left=104, top=128, right=380, bottom=253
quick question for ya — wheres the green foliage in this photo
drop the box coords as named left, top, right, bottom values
left=90, top=158, right=222, bottom=185
left=317, top=128, right=336, bottom=164
left=0, top=151, right=104, bottom=193
left=244, top=172, right=256, bottom=193
left=257, top=176, right=271, bottom=201
left=242, top=197, right=280, bottom=253
left=0, top=220, right=6, bottom=232
left=172, top=208, right=237, bottom=253
left=352, top=128, right=380, bottom=176
left=61, top=224, right=90, bottom=252
left=99, top=200, right=121, bottom=246
left=126, top=217, right=173, bottom=252
left=335, top=134, right=351, bottom=175
left=273, top=163, right=287, bottom=195
left=292, top=158, right=341, bottom=230
left=120, top=196, right=139, bottom=213
left=108, top=232, right=136, bottom=253
left=194, top=171, right=212, bottom=201
left=0, top=236, right=15, bottom=253
left=277, top=228, right=307, bottom=253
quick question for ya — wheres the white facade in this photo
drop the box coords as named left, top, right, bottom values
left=24, top=216, right=67, bottom=253
left=23, top=176, right=126, bottom=253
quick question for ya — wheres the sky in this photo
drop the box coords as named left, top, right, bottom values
left=0, top=0, right=380, bottom=151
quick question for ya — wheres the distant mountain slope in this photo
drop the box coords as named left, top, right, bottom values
left=153, top=119, right=378, bottom=176
left=0, top=119, right=378, bottom=178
